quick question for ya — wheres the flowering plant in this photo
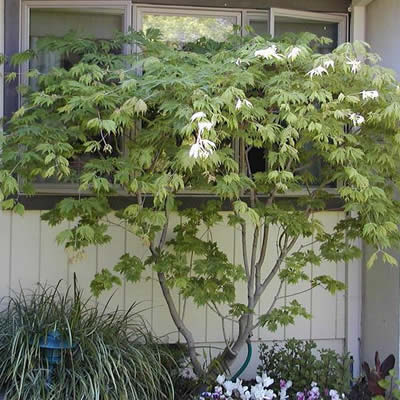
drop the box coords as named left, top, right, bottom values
left=200, top=375, right=344, bottom=400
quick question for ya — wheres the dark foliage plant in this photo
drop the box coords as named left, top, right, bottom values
left=258, top=339, right=351, bottom=396
left=0, top=282, right=174, bottom=400
left=349, top=352, right=396, bottom=400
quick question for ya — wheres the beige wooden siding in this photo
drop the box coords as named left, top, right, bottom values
left=0, top=210, right=350, bottom=377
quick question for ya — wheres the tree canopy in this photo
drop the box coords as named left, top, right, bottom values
left=1, top=30, right=400, bottom=377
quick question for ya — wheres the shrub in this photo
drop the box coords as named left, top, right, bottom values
left=258, top=339, right=351, bottom=396
left=0, top=282, right=174, bottom=400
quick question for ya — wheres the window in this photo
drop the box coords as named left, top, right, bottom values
left=245, top=8, right=348, bottom=187
left=243, top=11, right=269, bottom=36
left=135, top=6, right=241, bottom=47
left=21, top=1, right=131, bottom=84
left=18, top=2, right=347, bottom=193
left=20, top=1, right=131, bottom=190
left=30, top=8, right=125, bottom=73
left=270, top=8, right=347, bottom=52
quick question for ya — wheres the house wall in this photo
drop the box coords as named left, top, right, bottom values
left=366, top=0, right=400, bottom=75
left=0, top=210, right=356, bottom=378
left=360, top=0, right=400, bottom=375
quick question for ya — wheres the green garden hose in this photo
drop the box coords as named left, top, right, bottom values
left=231, top=339, right=252, bottom=381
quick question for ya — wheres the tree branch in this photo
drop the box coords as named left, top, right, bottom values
left=248, top=225, right=259, bottom=308
left=157, top=271, right=204, bottom=376
left=253, top=279, right=284, bottom=331
left=255, top=221, right=269, bottom=291
left=255, top=234, right=299, bottom=305
left=240, top=221, right=250, bottom=278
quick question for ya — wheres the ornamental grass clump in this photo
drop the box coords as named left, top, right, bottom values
left=0, top=283, right=174, bottom=400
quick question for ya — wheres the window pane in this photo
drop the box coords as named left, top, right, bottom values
left=246, top=15, right=269, bottom=36
left=30, top=8, right=124, bottom=73
left=249, top=20, right=269, bottom=36
left=142, top=14, right=236, bottom=45
left=30, top=8, right=124, bottom=40
left=275, top=16, right=338, bottom=53
left=29, top=8, right=125, bottom=184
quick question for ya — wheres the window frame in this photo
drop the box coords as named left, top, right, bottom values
left=242, top=9, right=269, bottom=36
left=270, top=7, right=348, bottom=44
left=20, top=0, right=132, bottom=89
left=17, top=2, right=348, bottom=196
left=20, top=0, right=132, bottom=194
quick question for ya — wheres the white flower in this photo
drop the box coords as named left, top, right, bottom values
left=287, top=46, right=302, bottom=61
left=265, top=389, right=277, bottom=400
left=191, top=111, right=206, bottom=122
left=236, top=380, right=249, bottom=397
left=323, top=59, right=335, bottom=70
left=189, top=137, right=216, bottom=159
left=349, top=112, right=365, bottom=126
left=329, top=389, right=340, bottom=400
left=361, top=90, right=379, bottom=100
left=346, top=58, right=362, bottom=73
left=235, top=58, right=242, bottom=66
left=189, top=142, right=201, bottom=159
left=236, top=98, right=253, bottom=110
left=256, top=373, right=274, bottom=388
left=198, top=121, right=213, bottom=134
left=280, top=381, right=292, bottom=400
left=255, top=45, right=283, bottom=60
left=251, top=384, right=276, bottom=400
left=216, top=374, right=226, bottom=385
left=223, top=380, right=238, bottom=396
left=306, top=65, right=328, bottom=78
left=243, top=391, right=252, bottom=400
left=103, top=144, right=113, bottom=153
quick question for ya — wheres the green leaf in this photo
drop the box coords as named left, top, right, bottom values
left=90, top=269, right=122, bottom=297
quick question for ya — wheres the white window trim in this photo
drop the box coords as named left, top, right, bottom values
left=270, top=8, right=348, bottom=44
left=133, top=4, right=242, bottom=33
left=20, top=0, right=132, bottom=89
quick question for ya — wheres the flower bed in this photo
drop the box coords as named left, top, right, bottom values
left=200, top=374, right=344, bottom=400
